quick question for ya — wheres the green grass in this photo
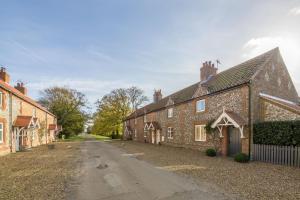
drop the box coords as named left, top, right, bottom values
left=90, top=134, right=111, bottom=141
left=60, top=135, right=86, bottom=142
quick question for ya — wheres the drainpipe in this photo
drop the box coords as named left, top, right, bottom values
left=9, top=93, right=13, bottom=152
left=45, top=113, right=48, bottom=144
left=248, top=81, right=253, bottom=160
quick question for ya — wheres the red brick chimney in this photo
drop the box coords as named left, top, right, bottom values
left=0, top=67, right=10, bottom=83
left=14, top=82, right=27, bottom=95
left=153, top=89, right=162, bottom=103
left=200, top=61, right=218, bottom=82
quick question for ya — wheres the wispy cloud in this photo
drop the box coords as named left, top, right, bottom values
left=9, top=39, right=47, bottom=63
left=288, top=7, right=300, bottom=16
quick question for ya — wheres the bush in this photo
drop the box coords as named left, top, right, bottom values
left=206, top=148, right=216, bottom=157
left=234, top=153, right=249, bottom=163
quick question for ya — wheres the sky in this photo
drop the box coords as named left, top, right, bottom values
left=0, top=0, right=299, bottom=112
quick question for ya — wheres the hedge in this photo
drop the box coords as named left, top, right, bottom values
left=253, top=120, right=300, bottom=146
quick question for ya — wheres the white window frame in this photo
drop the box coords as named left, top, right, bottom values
left=196, top=99, right=205, bottom=112
left=167, top=108, right=173, bottom=118
left=167, top=127, right=174, bottom=139
left=0, top=123, right=3, bottom=143
left=195, top=125, right=206, bottom=141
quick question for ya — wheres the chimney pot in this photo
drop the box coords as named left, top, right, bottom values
left=14, top=82, right=27, bottom=95
left=200, top=61, right=218, bottom=82
left=0, top=67, right=10, bottom=83
left=153, top=89, right=163, bottom=103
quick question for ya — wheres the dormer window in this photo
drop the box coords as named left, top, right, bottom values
left=167, top=108, right=173, bottom=118
left=196, top=99, right=205, bottom=112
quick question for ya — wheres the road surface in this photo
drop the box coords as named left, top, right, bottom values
left=66, top=140, right=232, bottom=200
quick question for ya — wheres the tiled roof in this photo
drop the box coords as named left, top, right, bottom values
left=14, top=116, right=37, bottom=128
left=126, top=48, right=278, bottom=120
left=226, top=111, right=247, bottom=126
left=0, top=80, right=55, bottom=116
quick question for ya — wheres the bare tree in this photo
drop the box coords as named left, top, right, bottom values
left=126, top=86, right=148, bottom=111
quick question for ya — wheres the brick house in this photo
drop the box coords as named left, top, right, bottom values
left=123, top=48, right=300, bottom=157
left=0, top=68, right=59, bottom=156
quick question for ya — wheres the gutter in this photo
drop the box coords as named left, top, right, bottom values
left=248, top=81, right=253, bottom=160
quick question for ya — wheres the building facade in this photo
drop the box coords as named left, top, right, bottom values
left=124, top=48, right=300, bottom=157
left=0, top=68, right=59, bottom=156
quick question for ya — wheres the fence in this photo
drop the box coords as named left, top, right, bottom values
left=253, top=144, right=300, bottom=167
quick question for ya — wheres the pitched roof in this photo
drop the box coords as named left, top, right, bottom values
left=126, top=48, right=279, bottom=120
left=14, top=116, right=38, bottom=128
left=260, top=93, right=300, bottom=114
left=0, top=80, right=55, bottom=116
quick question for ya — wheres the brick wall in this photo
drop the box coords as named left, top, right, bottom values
left=127, top=85, right=250, bottom=153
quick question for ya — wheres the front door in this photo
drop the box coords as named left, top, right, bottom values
left=228, top=126, right=241, bottom=156
left=151, top=131, right=155, bottom=144
left=156, top=130, right=160, bottom=144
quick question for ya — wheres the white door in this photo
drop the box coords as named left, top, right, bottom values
left=156, top=130, right=160, bottom=144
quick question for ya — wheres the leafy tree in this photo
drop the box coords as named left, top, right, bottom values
left=39, top=87, right=87, bottom=138
left=91, top=86, right=148, bottom=137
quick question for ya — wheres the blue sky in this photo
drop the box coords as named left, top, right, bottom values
left=0, top=0, right=299, bottom=111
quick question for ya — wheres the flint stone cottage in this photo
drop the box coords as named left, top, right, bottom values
left=0, top=68, right=60, bottom=156
left=123, top=48, right=300, bottom=157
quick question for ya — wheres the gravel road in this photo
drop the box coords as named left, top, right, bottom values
left=66, top=140, right=232, bottom=200
left=111, top=141, right=300, bottom=200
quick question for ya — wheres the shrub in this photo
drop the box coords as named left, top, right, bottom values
left=234, top=153, right=249, bottom=163
left=206, top=148, right=216, bottom=157
left=253, top=120, right=300, bottom=146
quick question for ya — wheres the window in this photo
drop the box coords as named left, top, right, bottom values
left=134, top=129, right=137, bottom=138
left=167, top=127, right=174, bottom=139
left=135, top=118, right=137, bottom=125
left=0, top=92, right=2, bottom=107
left=196, top=99, right=205, bottom=112
left=167, top=108, right=173, bottom=118
left=144, top=115, right=147, bottom=122
left=195, top=125, right=206, bottom=141
left=0, top=123, right=3, bottom=143
left=144, top=130, right=147, bottom=138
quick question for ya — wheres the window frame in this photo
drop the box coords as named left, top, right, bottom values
left=167, top=108, right=173, bottom=118
left=0, top=122, right=3, bottom=143
left=196, top=99, right=206, bottom=112
left=195, top=125, right=206, bottom=141
left=167, top=127, right=174, bottom=139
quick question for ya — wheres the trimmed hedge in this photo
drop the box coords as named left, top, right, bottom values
left=205, top=148, right=216, bottom=157
left=253, top=120, right=300, bottom=146
left=234, top=153, right=249, bottom=163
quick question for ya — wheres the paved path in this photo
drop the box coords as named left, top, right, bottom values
left=67, top=140, right=231, bottom=200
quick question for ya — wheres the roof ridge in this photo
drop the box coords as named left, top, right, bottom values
left=216, top=47, right=278, bottom=77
